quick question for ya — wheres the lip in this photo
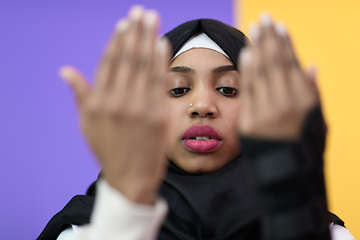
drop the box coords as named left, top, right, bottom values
left=182, top=125, right=222, bottom=140
left=181, top=125, right=222, bottom=153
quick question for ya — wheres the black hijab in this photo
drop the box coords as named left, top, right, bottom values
left=164, top=19, right=249, bottom=68
left=37, top=19, right=342, bottom=240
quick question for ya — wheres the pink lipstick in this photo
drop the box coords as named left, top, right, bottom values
left=181, top=125, right=222, bottom=153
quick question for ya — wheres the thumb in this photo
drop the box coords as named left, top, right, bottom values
left=59, top=66, right=90, bottom=107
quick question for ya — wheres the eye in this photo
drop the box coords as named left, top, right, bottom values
left=170, top=88, right=191, bottom=97
left=217, top=87, right=238, bottom=97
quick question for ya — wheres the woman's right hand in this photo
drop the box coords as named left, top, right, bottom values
left=59, top=6, right=171, bottom=205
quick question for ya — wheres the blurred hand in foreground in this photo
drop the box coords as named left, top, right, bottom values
left=59, top=6, right=171, bottom=205
left=238, top=14, right=320, bottom=140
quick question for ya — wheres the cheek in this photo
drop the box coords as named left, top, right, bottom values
left=221, top=100, right=241, bottom=126
left=218, top=100, right=241, bottom=146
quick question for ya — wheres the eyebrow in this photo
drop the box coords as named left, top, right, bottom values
left=170, top=65, right=237, bottom=74
left=212, top=65, right=237, bottom=74
left=170, top=66, right=195, bottom=74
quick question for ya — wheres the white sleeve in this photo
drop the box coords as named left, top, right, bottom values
left=330, top=223, right=355, bottom=240
left=57, top=179, right=168, bottom=240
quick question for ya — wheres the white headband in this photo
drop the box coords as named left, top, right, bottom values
left=172, top=32, right=230, bottom=61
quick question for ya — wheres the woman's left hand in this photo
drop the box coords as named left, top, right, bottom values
left=238, top=14, right=320, bottom=140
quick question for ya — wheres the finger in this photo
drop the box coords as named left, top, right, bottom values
left=275, top=23, right=301, bottom=71
left=275, top=23, right=307, bottom=96
left=94, top=18, right=129, bottom=92
left=306, top=65, right=320, bottom=100
left=113, top=6, right=144, bottom=94
left=239, top=46, right=254, bottom=115
left=249, top=24, right=270, bottom=105
left=153, top=37, right=171, bottom=105
left=134, top=10, right=159, bottom=94
left=307, top=65, right=317, bottom=87
left=59, top=66, right=90, bottom=107
left=259, top=14, right=289, bottom=102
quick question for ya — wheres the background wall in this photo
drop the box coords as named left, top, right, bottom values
left=0, top=1, right=233, bottom=239
left=239, top=0, right=360, bottom=238
left=1, top=0, right=358, bottom=239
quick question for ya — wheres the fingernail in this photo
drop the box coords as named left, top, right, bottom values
left=249, top=24, right=260, bottom=41
left=275, top=23, right=287, bottom=36
left=144, top=10, right=158, bottom=29
left=260, top=13, right=272, bottom=27
left=129, top=5, right=144, bottom=21
left=241, top=48, right=252, bottom=65
left=58, top=66, right=72, bottom=83
left=115, top=18, right=129, bottom=32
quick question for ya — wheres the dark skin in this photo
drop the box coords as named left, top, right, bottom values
left=59, top=7, right=320, bottom=204
left=166, top=48, right=241, bottom=174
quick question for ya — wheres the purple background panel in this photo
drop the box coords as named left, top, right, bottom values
left=0, top=0, right=233, bottom=239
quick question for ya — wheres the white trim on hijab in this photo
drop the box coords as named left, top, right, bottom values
left=172, top=32, right=230, bottom=61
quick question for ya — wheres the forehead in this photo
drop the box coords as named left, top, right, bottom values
left=170, top=48, right=233, bottom=69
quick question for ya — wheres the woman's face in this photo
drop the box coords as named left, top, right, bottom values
left=164, top=48, right=241, bottom=174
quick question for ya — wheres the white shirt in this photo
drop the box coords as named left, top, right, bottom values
left=57, top=180, right=355, bottom=240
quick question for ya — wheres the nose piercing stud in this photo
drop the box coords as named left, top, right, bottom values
left=190, top=103, right=193, bottom=107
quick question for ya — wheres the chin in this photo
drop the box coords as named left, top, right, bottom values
left=166, top=141, right=241, bottom=175
left=173, top=154, right=234, bottom=175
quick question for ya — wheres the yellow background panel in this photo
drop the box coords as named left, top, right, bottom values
left=238, top=0, right=360, bottom=238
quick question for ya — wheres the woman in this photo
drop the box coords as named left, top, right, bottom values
left=37, top=5, right=354, bottom=240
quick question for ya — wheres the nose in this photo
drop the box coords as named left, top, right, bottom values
left=188, top=90, right=218, bottom=118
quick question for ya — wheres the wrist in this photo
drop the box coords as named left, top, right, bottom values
left=123, top=189, right=157, bottom=205
left=106, top=179, right=157, bottom=205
